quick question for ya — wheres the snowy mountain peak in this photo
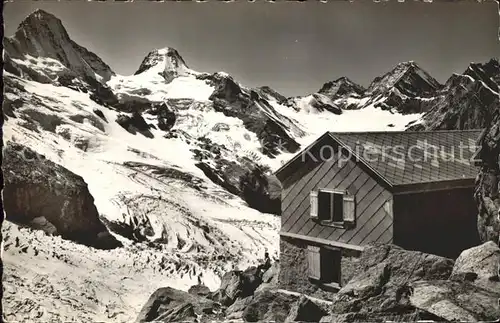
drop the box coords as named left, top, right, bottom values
left=4, top=9, right=115, bottom=83
left=134, top=47, right=198, bottom=82
left=318, top=76, right=366, bottom=99
left=368, top=60, right=441, bottom=97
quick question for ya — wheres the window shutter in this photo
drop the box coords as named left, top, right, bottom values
left=310, top=191, right=318, bottom=219
left=307, top=245, right=321, bottom=280
left=343, top=195, right=355, bottom=223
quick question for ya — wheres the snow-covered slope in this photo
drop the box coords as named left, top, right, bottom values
left=2, top=9, right=429, bottom=323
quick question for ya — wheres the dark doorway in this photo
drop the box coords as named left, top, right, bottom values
left=320, top=248, right=341, bottom=284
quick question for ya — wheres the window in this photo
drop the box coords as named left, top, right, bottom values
left=310, top=189, right=356, bottom=227
left=307, top=245, right=341, bottom=287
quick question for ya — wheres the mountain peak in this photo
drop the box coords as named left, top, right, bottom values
left=14, top=8, right=69, bottom=42
left=318, top=76, right=365, bottom=99
left=368, top=60, right=441, bottom=96
left=463, top=58, right=500, bottom=92
left=5, top=9, right=114, bottom=83
left=134, top=47, right=196, bottom=81
left=26, top=8, right=58, bottom=21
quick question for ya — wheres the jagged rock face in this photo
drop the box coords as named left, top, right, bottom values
left=410, top=59, right=500, bottom=131
left=5, top=9, right=114, bottom=83
left=115, top=112, right=154, bottom=138
left=255, top=86, right=288, bottom=104
left=149, top=103, right=176, bottom=132
left=3, top=142, right=121, bottom=249
left=193, top=139, right=281, bottom=215
left=134, top=47, right=195, bottom=82
left=204, top=73, right=301, bottom=157
left=368, top=61, right=441, bottom=97
left=464, top=59, right=500, bottom=92
left=318, top=76, right=366, bottom=100
left=308, top=93, right=343, bottom=114
left=360, top=61, right=442, bottom=114
left=475, top=121, right=500, bottom=243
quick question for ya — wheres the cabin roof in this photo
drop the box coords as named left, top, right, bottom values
left=275, top=129, right=484, bottom=191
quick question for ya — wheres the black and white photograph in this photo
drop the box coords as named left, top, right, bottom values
left=2, top=1, right=500, bottom=322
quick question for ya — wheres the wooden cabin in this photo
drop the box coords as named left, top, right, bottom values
left=275, top=130, right=482, bottom=295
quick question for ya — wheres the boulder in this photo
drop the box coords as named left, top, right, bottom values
left=450, top=241, right=500, bottom=292
left=211, top=266, right=263, bottom=306
left=255, top=261, right=280, bottom=293
left=331, top=244, right=455, bottom=322
left=242, top=289, right=299, bottom=323
left=329, top=243, right=500, bottom=322
left=136, top=287, right=220, bottom=323
left=188, top=284, right=211, bottom=297
left=225, top=296, right=253, bottom=320
left=3, top=142, right=121, bottom=249
left=262, top=261, right=279, bottom=284
left=410, top=280, right=500, bottom=321
left=285, top=295, right=328, bottom=322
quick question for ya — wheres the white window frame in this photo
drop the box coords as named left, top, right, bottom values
left=310, top=188, right=356, bottom=229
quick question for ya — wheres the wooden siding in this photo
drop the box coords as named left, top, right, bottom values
left=281, top=146, right=394, bottom=247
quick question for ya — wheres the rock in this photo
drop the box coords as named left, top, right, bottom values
left=134, top=48, right=193, bottom=83
left=3, top=142, right=121, bottom=249
left=194, top=146, right=281, bottom=215
left=309, top=93, right=343, bottom=114
left=254, top=86, right=288, bottom=104
left=319, top=314, right=355, bottom=323
left=475, top=113, right=500, bottom=244
left=285, top=295, right=328, bottom=322
left=242, top=289, right=299, bottom=323
left=212, top=122, right=230, bottom=132
left=115, top=112, right=154, bottom=138
left=149, top=103, right=176, bottom=132
left=318, top=77, right=366, bottom=101
left=225, top=296, right=253, bottom=320
left=201, top=72, right=300, bottom=158
left=239, top=166, right=281, bottom=215
left=92, top=108, right=107, bottom=122
left=5, top=9, right=114, bottom=82
left=412, top=59, right=500, bottom=130
left=262, top=261, right=279, bottom=285
left=331, top=244, right=454, bottom=322
left=339, top=262, right=390, bottom=299
left=211, top=267, right=263, bottom=307
left=188, top=284, right=211, bottom=297
left=450, top=241, right=500, bottom=292
left=211, top=271, right=244, bottom=306
left=136, top=287, right=220, bottom=323
left=410, top=280, right=500, bottom=321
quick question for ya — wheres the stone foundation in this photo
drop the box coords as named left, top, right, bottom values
left=278, top=236, right=361, bottom=300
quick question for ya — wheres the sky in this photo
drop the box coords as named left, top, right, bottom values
left=4, top=1, right=500, bottom=96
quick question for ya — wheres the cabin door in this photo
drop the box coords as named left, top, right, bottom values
left=320, top=248, right=341, bottom=284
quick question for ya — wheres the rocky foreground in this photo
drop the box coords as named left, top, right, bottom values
left=136, top=242, right=500, bottom=323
